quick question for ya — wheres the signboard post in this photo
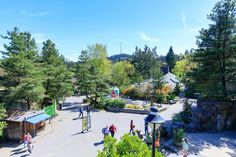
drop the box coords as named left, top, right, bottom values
left=82, top=114, right=91, bottom=133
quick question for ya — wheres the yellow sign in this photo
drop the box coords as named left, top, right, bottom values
left=82, top=116, right=88, bottom=131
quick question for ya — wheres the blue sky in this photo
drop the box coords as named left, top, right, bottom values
left=0, top=0, right=218, bottom=61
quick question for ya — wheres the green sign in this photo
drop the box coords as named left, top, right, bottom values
left=44, top=101, right=56, bottom=116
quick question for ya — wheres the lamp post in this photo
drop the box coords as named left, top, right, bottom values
left=145, top=106, right=165, bottom=157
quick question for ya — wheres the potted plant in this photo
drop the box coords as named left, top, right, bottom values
left=173, top=128, right=184, bottom=147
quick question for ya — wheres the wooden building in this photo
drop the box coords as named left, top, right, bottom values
left=5, top=110, right=51, bottom=140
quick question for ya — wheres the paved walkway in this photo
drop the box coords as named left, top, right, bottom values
left=1, top=96, right=236, bottom=157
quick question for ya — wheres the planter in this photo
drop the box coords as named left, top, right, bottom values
left=107, top=106, right=167, bottom=115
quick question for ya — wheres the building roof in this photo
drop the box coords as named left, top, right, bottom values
left=163, top=72, right=181, bottom=89
left=6, top=110, right=44, bottom=122
left=26, top=113, right=51, bottom=124
left=133, top=72, right=183, bottom=90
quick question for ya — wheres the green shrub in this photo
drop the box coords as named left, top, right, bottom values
left=97, top=134, right=163, bottom=157
left=97, top=97, right=109, bottom=109
left=174, top=128, right=184, bottom=144
left=108, top=99, right=125, bottom=108
left=172, top=113, right=182, bottom=122
left=155, top=94, right=168, bottom=103
left=0, top=104, right=7, bottom=137
left=97, top=98, right=126, bottom=109
left=180, top=99, right=192, bottom=123
left=167, top=92, right=177, bottom=101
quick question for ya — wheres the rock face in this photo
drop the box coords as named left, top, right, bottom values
left=191, top=100, right=236, bottom=131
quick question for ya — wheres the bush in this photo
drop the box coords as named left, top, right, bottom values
left=172, top=99, right=192, bottom=124
left=155, top=94, right=168, bottom=104
left=97, top=134, right=163, bottom=157
left=108, top=99, right=126, bottom=108
left=97, top=98, right=126, bottom=109
left=126, top=104, right=143, bottom=110
left=174, top=128, right=184, bottom=145
left=134, top=104, right=143, bottom=109
left=180, top=99, right=192, bottom=123
left=126, top=104, right=135, bottom=109
left=167, top=92, right=177, bottom=101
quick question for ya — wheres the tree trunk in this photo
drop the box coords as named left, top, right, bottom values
left=41, top=80, right=50, bottom=109
left=27, top=98, right=30, bottom=110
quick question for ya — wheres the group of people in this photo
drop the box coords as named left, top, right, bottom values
left=78, top=105, right=91, bottom=119
left=22, top=132, right=33, bottom=154
left=102, top=124, right=117, bottom=137
left=130, top=120, right=189, bottom=156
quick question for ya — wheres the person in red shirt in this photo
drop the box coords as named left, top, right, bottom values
left=23, top=133, right=28, bottom=149
left=129, top=120, right=135, bottom=134
left=109, top=124, right=117, bottom=137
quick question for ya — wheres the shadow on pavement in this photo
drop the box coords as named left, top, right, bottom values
left=187, top=131, right=236, bottom=156
left=94, top=140, right=104, bottom=146
left=10, top=148, right=27, bottom=156
left=71, top=131, right=84, bottom=136
left=20, top=155, right=30, bottom=157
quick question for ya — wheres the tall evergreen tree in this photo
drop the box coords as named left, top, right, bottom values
left=191, top=0, right=236, bottom=99
left=74, top=50, right=91, bottom=97
left=166, top=46, right=176, bottom=72
left=40, top=39, right=73, bottom=108
left=0, top=28, right=45, bottom=109
left=132, top=45, right=160, bottom=79
left=75, top=44, right=111, bottom=105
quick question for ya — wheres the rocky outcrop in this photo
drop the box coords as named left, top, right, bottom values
left=191, top=100, right=236, bottom=131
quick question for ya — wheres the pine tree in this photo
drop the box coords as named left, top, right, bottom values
left=40, top=39, right=73, bottom=108
left=191, top=0, right=236, bottom=100
left=132, top=45, right=160, bottom=79
left=0, top=28, right=45, bottom=109
left=74, top=50, right=91, bottom=97
left=166, top=46, right=176, bottom=72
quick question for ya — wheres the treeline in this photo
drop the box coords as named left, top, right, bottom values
left=0, top=27, right=73, bottom=110
left=74, top=43, right=165, bottom=106
left=186, top=0, right=236, bottom=100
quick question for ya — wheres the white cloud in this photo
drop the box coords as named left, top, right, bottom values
left=19, top=10, right=48, bottom=16
left=139, top=32, right=160, bottom=42
left=182, top=13, right=187, bottom=28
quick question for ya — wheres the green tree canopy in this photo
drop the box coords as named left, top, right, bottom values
left=190, top=0, right=236, bottom=100
left=75, top=44, right=111, bottom=105
left=40, top=39, right=73, bottom=108
left=132, top=45, right=160, bottom=79
left=88, top=44, right=112, bottom=78
left=166, top=46, right=176, bottom=72
left=111, top=61, right=135, bottom=87
left=97, top=134, right=163, bottom=157
left=0, top=27, right=45, bottom=109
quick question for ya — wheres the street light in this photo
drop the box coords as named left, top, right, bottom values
left=145, top=106, right=165, bottom=157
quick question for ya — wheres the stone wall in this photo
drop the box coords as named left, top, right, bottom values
left=192, top=100, right=236, bottom=131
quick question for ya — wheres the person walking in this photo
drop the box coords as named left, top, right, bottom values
left=23, top=133, right=28, bottom=149
left=78, top=106, right=84, bottom=119
left=129, top=120, right=135, bottom=134
left=109, top=124, right=117, bottom=137
left=102, top=126, right=110, bottom=138
left=144, top=122, right=148, bottom=135
left=182, top=138, right=189, bottom=157
left=87, top=106, right=91, bottom=117
left=26, top=132, right=33, bottom=154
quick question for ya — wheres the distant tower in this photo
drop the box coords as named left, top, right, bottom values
left=119, top=42, right=122, bottom=62
left=120, top=42, right=122, bottom=55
